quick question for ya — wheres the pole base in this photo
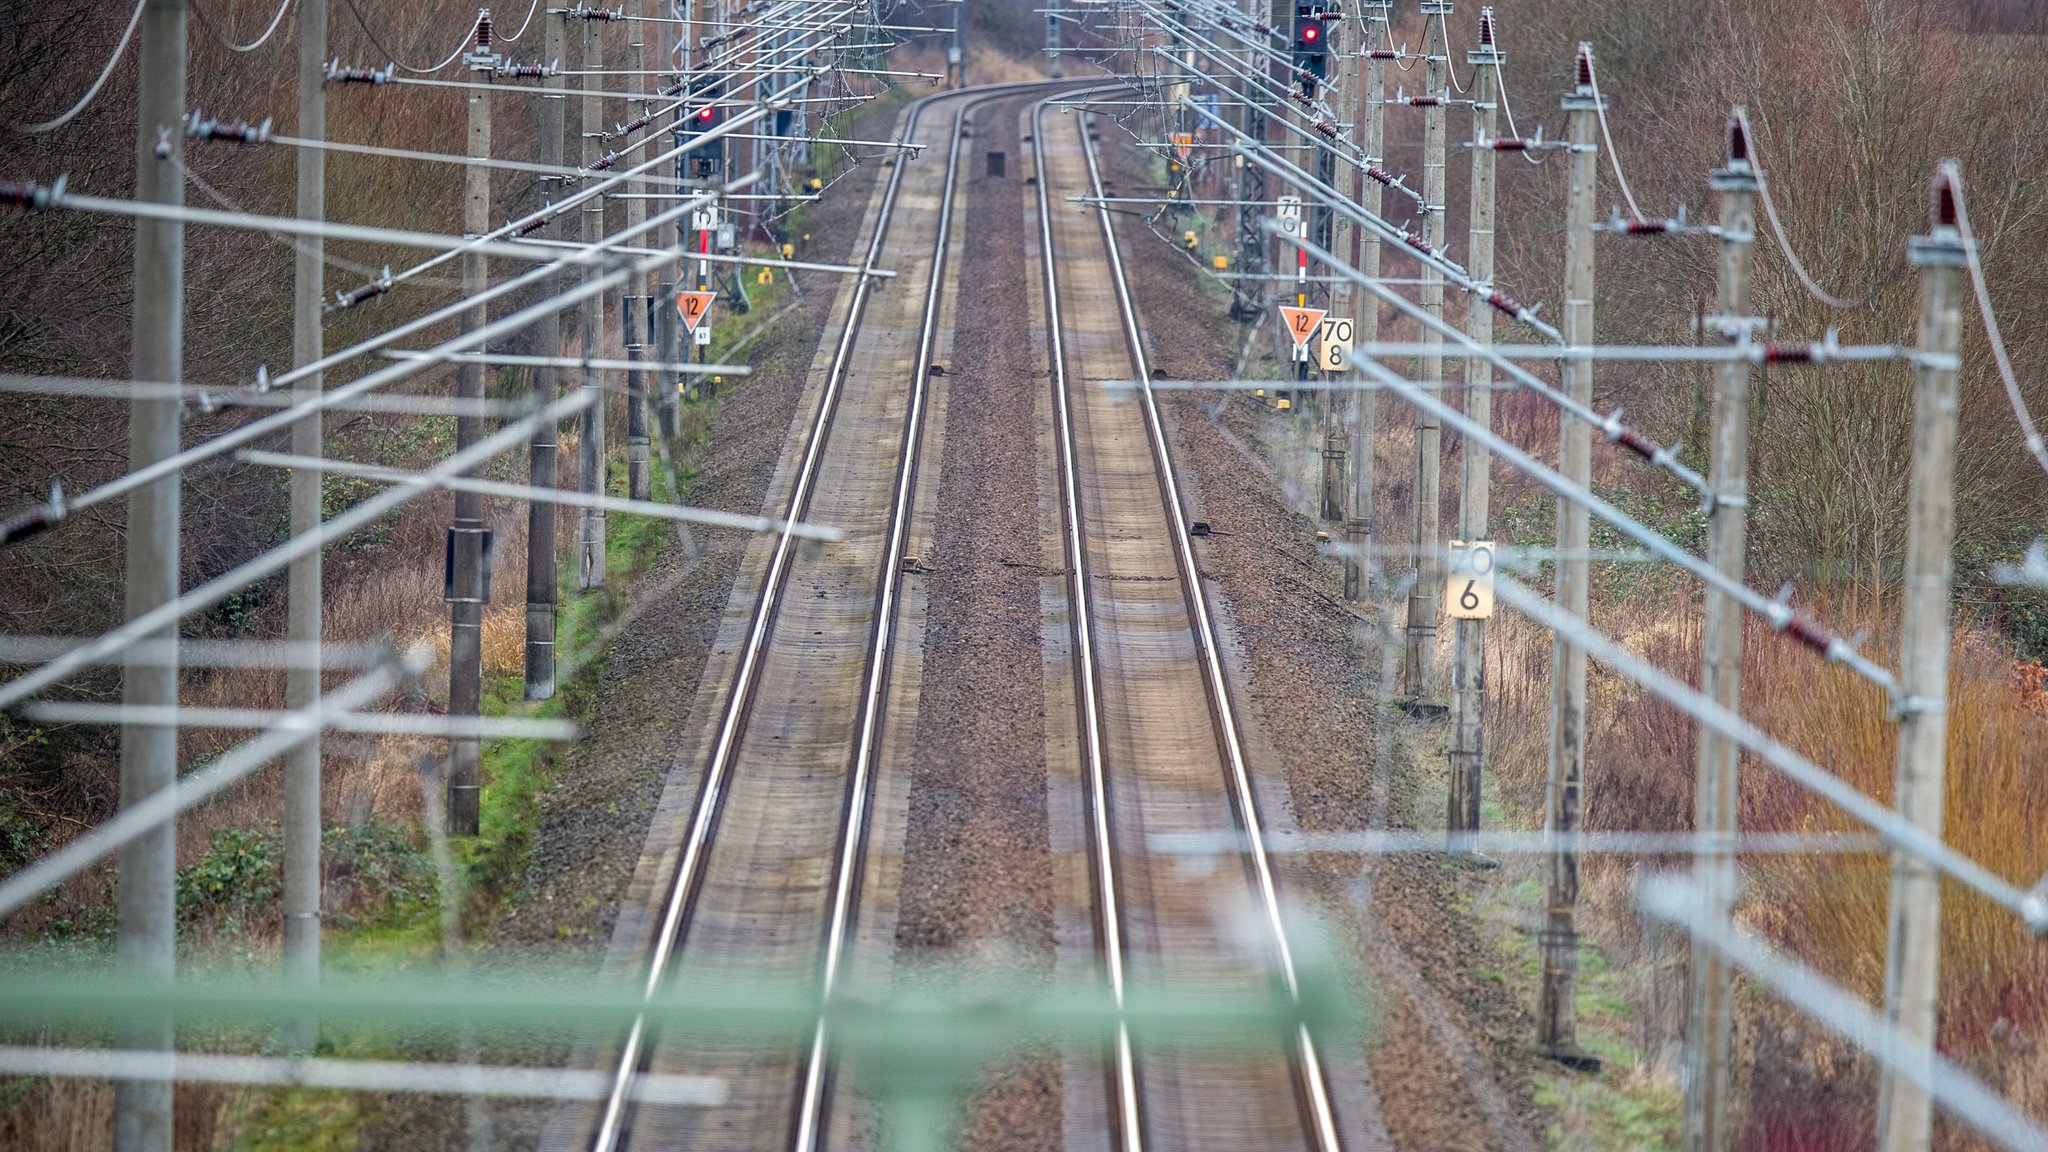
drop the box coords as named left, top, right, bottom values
left=1394, top=698, right=1448, bottom=720
left=1545, top=1044, right=1604, bottom=1073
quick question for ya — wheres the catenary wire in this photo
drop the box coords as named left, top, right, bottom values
left=496, top=0, right=541, bottom=42
left=1737, top=108, right=1871, bottom=310
left=16, top=0, right=146, bottom=134
left=225, top=0, right=295, bottom=52
left=340, top=0, right=478, bottom=74
left=1946, top=161, right=2048, bottom=476
left=1583, top=48, right=1646, bottom=222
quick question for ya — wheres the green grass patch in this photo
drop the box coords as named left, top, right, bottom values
left=1474, top=782, right=1680, bottom=1150
left=1535, top=1071, right=1680, bottom=1151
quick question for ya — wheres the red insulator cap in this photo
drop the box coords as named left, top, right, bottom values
left=1933, top=166, right=1960, bottom=230
left=1727, top=109, right=1749, bottom=165
left=1783, top=612, right=1835, bottom=655
left=1615, top=428, right=1659, bottom=460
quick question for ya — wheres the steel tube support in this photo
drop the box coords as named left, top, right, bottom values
left=1877, top=169, right=1967, bottom=1152
left=1539, top=45, right=1600, bottom=1065
left=625, top=297, right=649, bottom=499
left=1403, top=0, right=1451, bottom=699
left=284, top=0, right=326, bottom=1053
left=1448, top=10, right=1498, bottom=845
left=116, top=2, right=185, bottom=1148
left=655, top=278, right=679, bottom=436
left=448, top=19, right=493, bottom=837
left=1681, top=109, right=1758, bottom=1152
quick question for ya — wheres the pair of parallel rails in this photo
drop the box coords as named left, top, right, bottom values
left=593, top=82, right=1343, bottom=1152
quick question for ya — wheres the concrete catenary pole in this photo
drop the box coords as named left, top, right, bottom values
left=1344, top=0, right=1391, bottom=604
left=525, top=8, right=568, bottom=701
left=117, top=2, right=185, bottom=1148
left=1228, top=0, right=1266, bottom=323
left=447, top=10, right=495, bottom=836
left=284, top=0, right=327, bottom=1052
left=1046, top=0, right=1062, bottom=79
left=1447, top=7, right=1499, bottom=844
left=656, top=0, right=681, bottom=438
left=1320, top=8, right=1359, bottom=525
left=947, top=0, right=966, bottom=88
left=1876, top=165, right=1966, bottom=1152
left=1538, top=42, right=1601, bottom=1065
left=578, top=17, right=609, bottom=589
left=625, top=0, right=651, bottom=500
left=1402, top=1, right=1451, bottom=698
left=1680, top=108, right=1759, bottom=1152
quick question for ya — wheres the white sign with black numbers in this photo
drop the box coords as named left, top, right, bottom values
left=1446, top=539, right=1496, bottom=620
left=1276, top=194, right=1303, bottom=238
left=1316, top=316, right=1353, bottom=373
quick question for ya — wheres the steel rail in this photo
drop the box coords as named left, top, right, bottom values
left=589, top=80, right=1066, bottom=1152
left=585, top=87, right=927, bottom=1152
left=1030, top=89, right=1147, bottom=1152
left=787, top=80, right=1046, bottom=1152
left=1073, top=109, right=1346, bottom=1152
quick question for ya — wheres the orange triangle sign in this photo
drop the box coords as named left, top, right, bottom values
left=1279, top=306, right=1327, bottom=347
left=675, top=290, right=716, bottom=331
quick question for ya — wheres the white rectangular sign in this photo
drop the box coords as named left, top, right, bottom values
left=1276, top=194, right=1303, bottom=238
left=1316, top=316, right=1353, bottom=373
left=1446, top=539, right=1496, bottom=620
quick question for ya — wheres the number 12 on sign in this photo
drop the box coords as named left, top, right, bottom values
left=1279, top=305, right=1326, bottom=347
left=1446, top=539, right=1496, bottom=620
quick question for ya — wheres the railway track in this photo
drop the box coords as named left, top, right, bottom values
left=1030, top=97, right=1345, bottom=1152
left=576, top=79, right=1346, bottom=1152
left=587, top=81, right=1068, bottom=1152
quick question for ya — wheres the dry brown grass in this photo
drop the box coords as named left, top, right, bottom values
left=0, top=1072, right=235, bottom=1152
left=1488, top=588, right=2048, bottom=1145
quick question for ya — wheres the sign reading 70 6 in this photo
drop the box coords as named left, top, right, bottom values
left=1446, top=539, right=1496, bottom=620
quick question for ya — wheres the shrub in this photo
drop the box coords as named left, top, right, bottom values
left=176, top=825, right=281, bottom=931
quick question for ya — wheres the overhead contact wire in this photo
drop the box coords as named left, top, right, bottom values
left=17, top=0, right=146, bottom=134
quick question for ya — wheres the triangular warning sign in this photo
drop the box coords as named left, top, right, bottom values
left=1279, top=306, right=1327, bottom=348
left=675, top=290, right=716, bottom=332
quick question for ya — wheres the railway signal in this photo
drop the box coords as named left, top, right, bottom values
left=1292, top=3, right=1336, bottom=97
left=682, top=89, right=723, bottom=179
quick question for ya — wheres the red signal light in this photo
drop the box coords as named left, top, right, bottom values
left=697, top=106, right=715, bottom=121
left=1302, top=25, right=1317, bottom=39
